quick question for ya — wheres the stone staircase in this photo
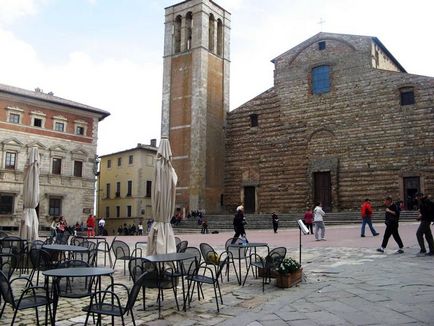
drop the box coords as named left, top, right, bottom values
left=172, top=210, right=419, bottom=234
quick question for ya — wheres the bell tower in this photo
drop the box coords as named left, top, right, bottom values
left=161, top=0, right=230, bottom=213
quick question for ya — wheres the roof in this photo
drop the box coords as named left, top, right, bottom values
left=271, top=32, right=406, bottom=73
left=99, top=143, right=158, bottom=158
left=0, top=82, right=110, bottom=121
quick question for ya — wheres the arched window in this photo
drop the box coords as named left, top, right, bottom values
left=209, top=14, right=215, bottom=52
left=174, top=15, right=182, bottom=54
left=311, top=65, right=330, bottom=94
left=185, top=12, right=193, bottom=50
left=217, top=19, right=223, bottom=56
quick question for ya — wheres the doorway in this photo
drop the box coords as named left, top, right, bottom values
left=243, top=186, right=256, bottom=214
left=314, top=172, right=332, bottom=212
left=403, top=177, right=420, bottom=210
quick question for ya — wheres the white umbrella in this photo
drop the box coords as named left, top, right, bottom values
left=147, top=138, right=178, bottom=255
left=20, top=147, right=40, bottom=241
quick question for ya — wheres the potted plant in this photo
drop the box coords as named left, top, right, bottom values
left=276, top=257, right=303, bottom=288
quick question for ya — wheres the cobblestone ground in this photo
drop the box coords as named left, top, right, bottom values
left=2, top=222, right=434, bottom=325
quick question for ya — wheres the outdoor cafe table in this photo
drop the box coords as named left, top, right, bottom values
left=42, top=244, right=89, bottom=261
left=227, top=242, right=269, bottom=285
left=144, top=252, right=196, bottom=314
left=42, top=267, right=114, bottom=325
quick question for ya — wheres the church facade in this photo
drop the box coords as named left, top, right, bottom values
left=224, top=32, right=434, bottom=213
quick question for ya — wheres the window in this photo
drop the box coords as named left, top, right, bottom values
left=76, top=126, right=85, bottom=135
left=9, top=113, right=20, bottom=124
left=217, top=19, right=223, bottom=56
left=52, top=158, right=62, bottom=175
left=209, top=14, right=215, bottom=52
left=5, top=152, right=16, bottom=169
left=116, top=206, right=120, bottom=218
left=174, top=15, right=182, bottom=54
left=33, top=118, right=42, bottom=127
left=250, top=114, right=258, bottom=127
left=400, top=88, right=415, bottom=105
left=128, top=155, right=133, bottom=164
left=0, top=194, right=14, bottom=214
left=107, top=160, right=111, bottom=168
left=185, top=12, right=193, bottom=50
left=106, top=206, right=110, bottom=218
left=49, top=198, right=61, bottom=216
left=127, top=205, right=132, bottom=218
left=127, top=181, right=132, bottom=197
left=74, top=161, right=83, bottom=177
left=146, top=181, right=152, bottom=198
left=106, top=183, right=111, bottom=198
left=117, top=157, right=121, bottom=166
left=116, top=182, right=120, bottom=197
left=312, top=65, right=331, bottom=94
left=54, top=122, right=65, bottom=132
left=318, top=41, right=326, bottom=50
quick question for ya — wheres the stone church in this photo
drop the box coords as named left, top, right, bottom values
left=163, top=0, right=434, bottom=214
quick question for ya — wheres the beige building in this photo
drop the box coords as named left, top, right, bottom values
left=0, top=83, right=109, bottom=230
left=96, top=141, right=157, bottom=233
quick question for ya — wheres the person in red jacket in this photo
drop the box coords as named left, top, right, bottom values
left=361, top=199, right=379, bottom=237
left=303, top=208, right=314, bottom=234
left=86, top=214, right=96, bottom=237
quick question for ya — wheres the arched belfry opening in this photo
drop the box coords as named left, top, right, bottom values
left=209, top=14, right=215, bottom=52
left=174, top=15, right=182, bottom=54
left=217, top=18, right=223, bottom=56
left=185, top=12, right=193, bottom=50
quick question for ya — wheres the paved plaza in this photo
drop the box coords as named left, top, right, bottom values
left=2, top=222, right=434, bottom=325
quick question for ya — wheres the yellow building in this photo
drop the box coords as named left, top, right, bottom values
left=96, top=141, right=157, bottom=233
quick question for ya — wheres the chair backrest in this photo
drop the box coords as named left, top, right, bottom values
left=175, top=237, right=181, bottom=246
left=0, top=270, right=14, bottom=306
left=215, top=256, right=230, bottom=280
left=112, top=240, right=131, bottom=258
left=0, top=253, right=17, bottom=279
left=200, top=243, right=219, bottom=265
left=0, top=231, right=9, bottom=238
left=182, top=247, right=201, bottom=275
left=58, top=259, right=90, bottom=268
left=128, top=257, right=146, bottom=282
left=267, top=247, right=287, bottom=268
left=29, top=248, right=53, bottom=271
left=30, top=240, right=44, bottom=250
left=225, top=238, right=247, bottom=259
left=176, top=240, right=188, bottom=253
left=70, top=236, right=85, bottom=246
left=1, top=237, right=25, bottom=255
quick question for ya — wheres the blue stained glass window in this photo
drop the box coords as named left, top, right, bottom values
left=312, top=65, right=330, bottom=94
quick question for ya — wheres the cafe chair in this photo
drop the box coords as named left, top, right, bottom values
left=225, top=238, right=250, bottom=283
left=29, top=248, right=55, bottom=286
left=243, top=246, right=287, bottom=292
left=96, top=239, right=113, bottom=267
left=30, top=240, right=44, bottom=250
left=0, top=270, right=52, bottom=326
left=83, top=271, right=148, bottom=326
left=176, top=240, right=188, bottom=253
left=0, top=254, right=17, bottom=280
left=0, top=237, right=27, bottom=275
left=112, top=239, right=133, bottom=275
left=128, top=258, right=179, bottom=316
left=175, top=237, right=181, bottom=246
left=53, top=259, right=96, bottom=302
left=70, top=236, right=85, bottom=246
left=78, top=241, right=98, bottom=266
left=0, top=231, right=9, bottom=239
left=200, top=243, right=236, bottom=283
left=187, top=255, right=229, bottom=312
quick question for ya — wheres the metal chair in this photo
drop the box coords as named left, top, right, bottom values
left=112, top=239, right=133, bottom=275
left=199, top=243, right=235, bottom=282
left=243, top=246, right=287, bottom=292
left=176, top=240, right=188, bottom=253
left=0, top=270, right=52, bottom=325
left=29, top=248, right=55, bottom=286
left=187, top=255, right=229, bottom=312
left=56, top=260, right=93, bottom=299
left=83, top=271, right=149, bottom=326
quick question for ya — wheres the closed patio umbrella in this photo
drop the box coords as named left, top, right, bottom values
left=20, top=147, right=40, bottom=241
left=147, top=138, right=178, bottom=255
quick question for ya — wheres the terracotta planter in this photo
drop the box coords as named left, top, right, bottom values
left=275, top=268, right=303, bottom=288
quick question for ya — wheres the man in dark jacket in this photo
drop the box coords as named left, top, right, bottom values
left=416, top=192, right=434, bottom=256
left=231, top=205, right=246, bottom=244
left=377, top=196, right=404, bottom=254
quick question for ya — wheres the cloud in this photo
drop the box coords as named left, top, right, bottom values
left=0, top=0, right=46, bottom=25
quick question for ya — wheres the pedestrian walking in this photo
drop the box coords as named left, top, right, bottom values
left=360, top=198, right=379, bottom=237
left=415, top=192, right=434, bottom=256
left=272, top=212, right=279, bottom=233
left=201, top=217, right=209, bottom=234
left=231, top=205, right=247, bottom=244
left=303, top=208, right=314, bottom=234
left=137, top=221, right=144, bottom=236
left=86, top=214, right=96, bottom=237
left=98, top=217, right=106, bottom=236
left=313, top=202, right=326, bottom=241
left=377, top=196, right=404, bottom=254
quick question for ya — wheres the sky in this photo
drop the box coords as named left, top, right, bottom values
left=0, top=0, right=433, bottom=156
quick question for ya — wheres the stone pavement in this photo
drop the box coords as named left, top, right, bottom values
left=2, top=222, right=434, bottom=325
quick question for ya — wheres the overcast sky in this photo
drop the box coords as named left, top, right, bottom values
left=0, top=0, right=433, bottom=156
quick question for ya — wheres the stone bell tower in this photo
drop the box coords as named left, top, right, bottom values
left=161, top=0, right=230, bottom=214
